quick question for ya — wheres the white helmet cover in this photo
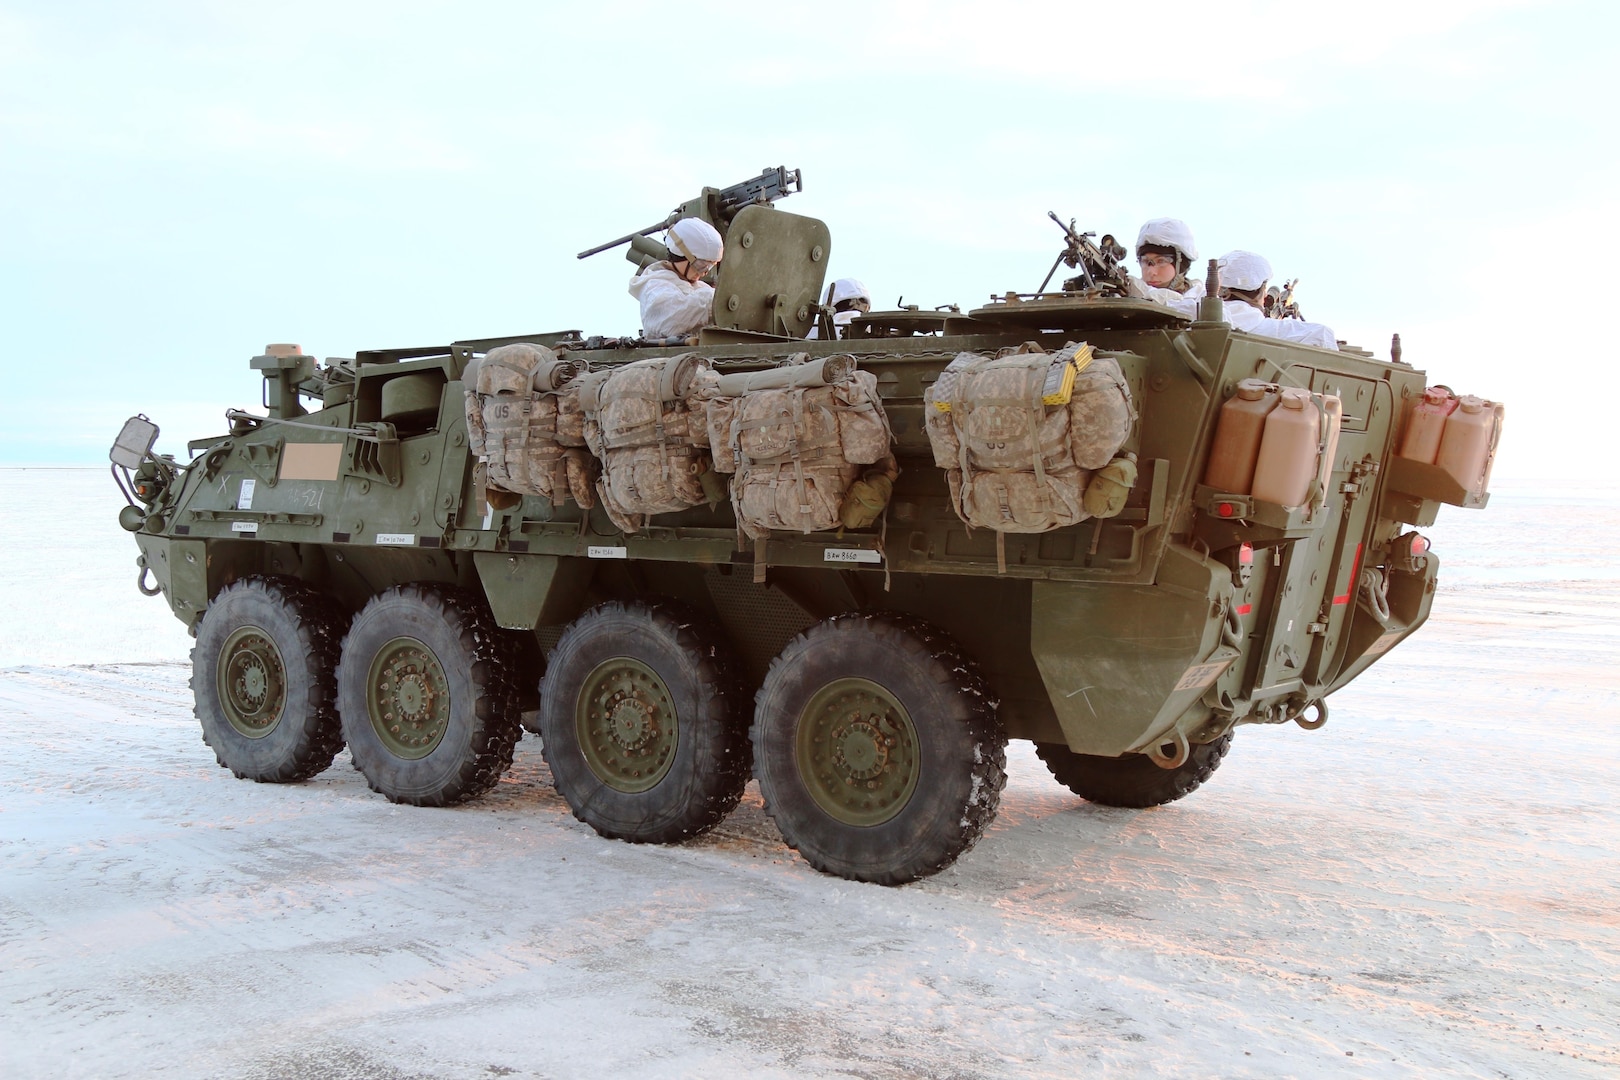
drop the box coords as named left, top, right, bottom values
left=829, top=278, right=870, bottom=306
left=1216, top=250, right=1273, bottom=292
left=667, top=217, right=724, bottom=263
left=1136, top=218, right=1198, bottom=264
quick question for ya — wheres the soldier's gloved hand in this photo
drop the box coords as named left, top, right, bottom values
left=1124, top=276, right=1149, bottom=300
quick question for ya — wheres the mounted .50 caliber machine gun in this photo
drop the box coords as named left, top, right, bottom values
left=577, top=166, right=804, bottom=270
left=577, top=166, right=831, bottom=340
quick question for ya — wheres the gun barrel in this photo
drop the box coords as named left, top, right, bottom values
left=577, top=214, right=678, bottom=260
left=579, top=168, right=801, bottom=261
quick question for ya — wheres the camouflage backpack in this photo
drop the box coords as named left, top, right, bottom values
left=462, top=343, right=595, bottom=509
left=703, top=355, right=896, bottom=540
left=579, top=353, right=716, bottom=534
left=924, top=343, right=1133, bottom=535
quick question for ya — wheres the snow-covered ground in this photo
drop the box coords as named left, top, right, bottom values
left=2, top=469, right=1617, bottom=1079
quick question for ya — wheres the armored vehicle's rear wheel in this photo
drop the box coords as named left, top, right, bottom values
left=538, top=601, right=750, bottom=844
left=337, top=584, right=521, bottom=806
left=191, top=575, right=346, bottom=783
left=1035, top=732, right=1233, bottom=808
left=752, top=613, right=1007, bottom=886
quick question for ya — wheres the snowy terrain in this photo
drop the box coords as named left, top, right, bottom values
left=2, top=469, right=1617, bottom=1079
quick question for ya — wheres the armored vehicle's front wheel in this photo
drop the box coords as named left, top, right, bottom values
left=752, top=613, right=1007, bottom=886
left=337, top=585, right=522, bottom=806
left=1035, top=732, right=1233, bottom=808
left=537, top=601, right=751, bottom=844
left=191, top=575, right=346, bottom=783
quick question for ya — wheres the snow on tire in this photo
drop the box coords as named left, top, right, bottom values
left=752, top=612, right=1007, bottom=886
left=537, top=600, right=751, bottom=844
left=337, top=584, right=521, bottom=806
left=191, top=575, right=346, bottom=783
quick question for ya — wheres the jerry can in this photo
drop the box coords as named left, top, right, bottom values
left=1436, top=395, right=1502, bottom=496
left=1204, top=379, right=1279, bottom=495
left=1252, top=389, right=1342, bottom=507
left=1397, top=385, right=1457, bottom=464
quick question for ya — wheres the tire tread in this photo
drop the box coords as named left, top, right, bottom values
left=338, top=583, right=522, bottom=807
left=752, top=611, right=1007, bottom=885
left=1035, top=732, right=1233, bottom=809
left=191, top=575, right=347, bottom=783
left=539, top=599, right=750, bottom=843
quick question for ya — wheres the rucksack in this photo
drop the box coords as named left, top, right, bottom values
left=578, top=353, right=716, bottom=534
left=462, top=343, right=595, bottom=509
left=924, top=342, right=1132, bottom=535
left=703, top=354, right=895, bottom=540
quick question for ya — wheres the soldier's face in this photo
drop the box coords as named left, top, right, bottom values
left=676, top=257, right=717, bottom=284
left=1139, top=253, right=1178, bottom=288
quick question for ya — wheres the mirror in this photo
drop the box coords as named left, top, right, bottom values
left=109, top=415, right=159, bottom=469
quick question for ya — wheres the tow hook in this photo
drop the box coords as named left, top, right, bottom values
left=136, top=556, right=162, bottom=597
left=1291, top=698, right=1328, bottom=730
left=1145, top=729, right=1191, bottom=769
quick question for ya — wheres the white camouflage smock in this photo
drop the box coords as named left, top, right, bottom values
left=1156, top=293, right=1338, bottom=350
left=628, top=262, right=714, bottom=340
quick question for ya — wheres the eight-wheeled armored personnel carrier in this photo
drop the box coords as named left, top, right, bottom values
left=111, top=168, right=1502, bottom=884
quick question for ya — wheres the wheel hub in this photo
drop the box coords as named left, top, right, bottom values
left=607, top=692, right=657, bottom=751
left=576, top=657, right=677, bottom=793
left=367, top=638, right=450, bottom=759
left=217, top=627, right=287, bottom=738
left=239, top=663, right=268, bottom=704
left=833, top=718, right=889, bottom=780
left=796, top=679, right=919, bottom=827
left=393, top=669, right=433, bottom=721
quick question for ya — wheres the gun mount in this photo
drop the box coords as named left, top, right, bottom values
left=1040, top=212, right=1131, bottom=295
left=577, top=165, right=804, bottom=265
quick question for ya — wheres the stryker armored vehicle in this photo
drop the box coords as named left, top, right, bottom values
left=111, top=167, right=1502, bottom=885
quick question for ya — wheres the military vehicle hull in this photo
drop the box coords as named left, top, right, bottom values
left=115, top=289, right=1484, bottom=885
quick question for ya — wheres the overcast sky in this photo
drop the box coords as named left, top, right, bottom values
left=2, top=0, right=1612, bottom=478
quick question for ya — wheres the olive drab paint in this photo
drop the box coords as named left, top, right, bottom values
left=107, top=172, right=1503, bottom=885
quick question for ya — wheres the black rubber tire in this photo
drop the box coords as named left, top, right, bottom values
left=538, top=600, right=750, bottom=844
left=191, top=575, right=346, bottom=783
left=1035, top=732, right=1233, bottom=809
left=752, top=613, right=1007, bottom=886
left=337, top=584, right=522, bottom=806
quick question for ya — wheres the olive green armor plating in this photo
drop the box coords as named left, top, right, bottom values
left=111, top=174, right=1494, bottom=885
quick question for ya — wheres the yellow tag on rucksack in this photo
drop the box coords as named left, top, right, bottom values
left=932, top=342, right=1093, bottom=412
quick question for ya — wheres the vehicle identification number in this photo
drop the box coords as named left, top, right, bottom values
left=588, top=546, right=629, bottom=559
left=823, top=548, right=882, bottom=564
left=375, top=533, right=416, bottom=546
left=1173, top=657, right=1234, bottom=692
left=231, top=521, right=257, bottom=533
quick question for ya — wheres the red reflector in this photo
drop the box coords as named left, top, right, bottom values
left=1218, top=502, right=1234, bottom=518
left=1331, top=541, right=1364, bottom=606
left=1411, top=533, right=1429, bottom=556
left=1239, top=543, right=1254, bottom=565
left=1235, top=603, right=1252, bottom=615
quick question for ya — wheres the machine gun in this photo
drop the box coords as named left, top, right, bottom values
left=1039, top=212, right=1131, bottom=295
left=576, top=166, right=804, bottom=264
left=1264, top=278, right=1302, bottom=320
